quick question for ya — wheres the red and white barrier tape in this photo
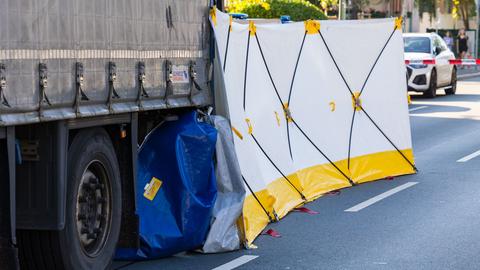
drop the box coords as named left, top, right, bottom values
left=448, top=59, right=480, bottom=65
left=405, top=59, right=480, bottom=65
left=405, top=59, right=436, bottom=65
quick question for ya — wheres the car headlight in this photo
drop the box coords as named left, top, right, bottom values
left=409, top=64, right=428, bottom=69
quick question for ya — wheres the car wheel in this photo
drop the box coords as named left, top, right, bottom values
left=423, top=69, right=437, bottom=98
left=445, top=68, right=457, bottom=95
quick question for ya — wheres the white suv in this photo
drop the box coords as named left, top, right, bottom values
left=404, top=33, right=457, bottom=98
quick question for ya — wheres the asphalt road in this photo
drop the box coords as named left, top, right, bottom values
left=113, top=75, right=480, bottom=270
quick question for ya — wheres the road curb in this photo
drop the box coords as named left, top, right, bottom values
left=458, top=72, right=480, bottom=79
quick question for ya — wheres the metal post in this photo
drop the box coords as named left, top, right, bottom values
left=338, top=0, right=342, bottom=20
left=475, top=0, right=479, bottom=58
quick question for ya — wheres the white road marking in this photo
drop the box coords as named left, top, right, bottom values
left=345, top=182, right=418, bottom=212
left=212, top=255, right=259, bottom=270
left=409, top=106, right=428, bottom=112
left=457, top=149, right=480, bottom=162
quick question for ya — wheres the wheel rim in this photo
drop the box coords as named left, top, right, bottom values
left=76, top=160, right=112, bottom=257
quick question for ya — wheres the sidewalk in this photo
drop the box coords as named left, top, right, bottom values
left=457, top=66, right=480, bottom=79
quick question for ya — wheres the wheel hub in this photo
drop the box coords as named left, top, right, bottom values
left=76, top=161, right=111, bottom=257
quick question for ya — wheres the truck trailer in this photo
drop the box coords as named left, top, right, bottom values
left=0, top=0, right=221, bottom=269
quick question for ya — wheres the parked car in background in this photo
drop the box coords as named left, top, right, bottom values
left=403, top=33, right=457, bottom=98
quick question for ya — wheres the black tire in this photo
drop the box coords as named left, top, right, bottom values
left=423, top=69, right=437, bottom=98
left=445, top=68, right=457, bottom=95
left=18, top=128, right=122, bottom=270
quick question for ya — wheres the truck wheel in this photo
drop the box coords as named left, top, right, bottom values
left=423, top=69, right=437, bottom=98
left=18, top=128, right=122, bottom=270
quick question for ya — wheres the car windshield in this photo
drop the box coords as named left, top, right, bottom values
left=404, top=37, right=431, bottom=53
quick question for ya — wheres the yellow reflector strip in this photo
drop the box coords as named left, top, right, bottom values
left=407, top=94, right=412, bottom=104
left=143, top=177, right=163, bottom=201
left=304, top=20, right=320, bottom=34
left=232, top=126, right=244, bottom=140
left=249, top=21, right=256, bottom=36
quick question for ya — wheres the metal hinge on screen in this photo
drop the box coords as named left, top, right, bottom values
left=188, top=61, right=204, bottom=103
left=0, top=64, right=10, bottom=108
left=137, top=61, right=149, bottom=107
left=107, top=62, right=120, bottom=111
left=74, top=62, right=89, bottom=115
left=166, top=6, right=174, bottom=29
left=38, top=63, right=51, bottom=115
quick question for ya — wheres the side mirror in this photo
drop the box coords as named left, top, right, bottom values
left=434, top=46, right=442, bottom=55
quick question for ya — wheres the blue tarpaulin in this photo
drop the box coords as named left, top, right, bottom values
left=116, top=111, right=218, bottom=260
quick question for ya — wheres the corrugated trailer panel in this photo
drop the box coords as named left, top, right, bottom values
left=0, top=0, right=211, bottom=126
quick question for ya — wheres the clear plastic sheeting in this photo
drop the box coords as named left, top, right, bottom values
left=115, top=111, right=217, bottom=260
left=201, top=115, right=246, bottom=253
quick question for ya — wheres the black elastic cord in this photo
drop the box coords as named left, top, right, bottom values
left=243, top=31, right=251, bottom=111
left=286, top=120, right=293, bottom=159
left=242, top=175, right=274, bottom=223
left=255, top=33, right=296, bottom=159
left=251, top=134, right=306, bottom=200
left=360, top=106, right=418, bottom=171
left=223, top=25, right=232, bottom=72
left=254, top=34, right=284, bottom=106
left=359, top=28, right=397, bottom=96
left=291, top=119, right=355, bottom=185
left=347, top=109, right=356, bottom=169
left=287, top=31, right=307, bottom=105
left=285, top=32, right=307, bottom=160
left=317, top=30, right=354, bottom=97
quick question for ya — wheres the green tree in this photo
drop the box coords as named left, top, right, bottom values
left=228, top=0, right=328, bottom=21
left=416, top=0, right=436, bottom=19
left=305, top=0, right=339, bottom=16
left=415, top=0, right=476, bottom=29
left=452, top=0, right=476, bottom=29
